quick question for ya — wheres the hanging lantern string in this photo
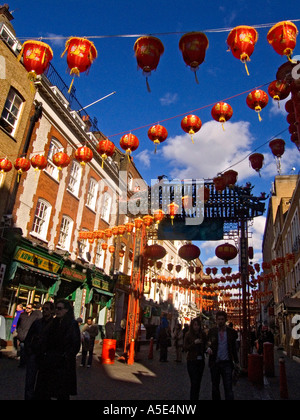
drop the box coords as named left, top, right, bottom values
left=17, top=18, right=300, bottom=41
left=107, top=81, right=272, bottom=138
left=218, top=127, right=289, bottom=176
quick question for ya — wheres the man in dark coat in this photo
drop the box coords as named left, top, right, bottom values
left=34, top=300, right=81, bottom=400
left=16, top=303, right=42, bottom=367
left=207, top=311, right=239, bottom=400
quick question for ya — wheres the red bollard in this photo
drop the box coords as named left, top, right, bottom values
left=248, top=354, right=264, bottom=386
left=279, top=357, right=289, bottom=400
left=148, top=337, right=154, bottom=360
left=127, top=339, right=135, bottom=365
left=263, top=342, right=275, bottom=377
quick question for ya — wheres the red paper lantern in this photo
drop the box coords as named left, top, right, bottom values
left=153, top=209, right=165, bottom=224
left=267, top=21, right=298, bottom=60
left=143, top=215, right=154, bottom=229
left=178, top=244, right=200, bottom=261
left=211, top=102, right=233, bottom=130
left=94, top=230, right=105, bottom=240
left=179, top=32, right=209, bottom=83
left=52, top=152, right=71, bottom=170
left=181, top=115, right=202, bottom=143
left=120, top=134, right=139, bottom=157
left=215, top=243, right=238, bottom=264
left=18, top=40, right=53, bottom=81
left=62, top=37, right=98, bottom=93
left=30, top=155, right=48, bottom=171
left=269, top=139, right=286, bottom=174
left=109, top=245, right=115, bottom=254
left=269, top=139, right=285, bottom=157
left=75, top=146, right=93, bottom=166
left=14, top=157, right=31, bottom=182
left=104, top=228, right=113, bottom=239
left=246, top=90, right=269, bottom=121
left=226, top=26, right=258, bottom=75
left=167, top=202, right=179, bottom=225
left=96, top=139, right=115, bottom=167
left=223, top=170, right=238, bottom=188
left=249, top=153, right=264, bottom=174
left=0, top=158, right=13, bottom=173
left=134, top=36, right=164, bottom=92
left=101, top=243, right=108, bottom=251
left=148, top=125, right=168, bottom=153
left=134, top=217, right=144, bottom=230
left=125, top=222, right=135, bottom=234
left=118, top=225, right=126, bottom=237
left=268, top=80, right=291, bottom=107
left=213, top=175, right=227, bottom=193
left=144, top=244, right=167, bottom=261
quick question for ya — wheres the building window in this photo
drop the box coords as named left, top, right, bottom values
left=95, top=242, right=105, bottom=268
left=101, top=192, right=112, bottom=223
left=86, top=178, right=98, bottom=211
left=0, top=88, right=24, bottom=135
left=0, top=23, right=20, bottom=52
left=31, top=199, right=52, bottom=239
left=78, top=234, right=91, bottom=262
left=68, top=161, right=82, bottom=196
left=58, top=215, right=73, bottom=250
left=45, top=138, right=64, bottom=181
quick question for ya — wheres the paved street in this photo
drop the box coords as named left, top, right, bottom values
left=1, top=343, right=300, bottom=401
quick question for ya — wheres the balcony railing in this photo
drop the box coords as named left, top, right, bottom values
left=43, top=63, right=99, bottom=132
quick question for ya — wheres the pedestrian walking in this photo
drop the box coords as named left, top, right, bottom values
left=34, top=299, right=81, bottom=400
left=105, top=317, right=115, bottom=339
left=158, top=317, right=171, bottom=362
left=10, top=304, right=24, bottom=357
left=173, top=324, right=184, bottom=362
left=24, top=301, right=55, bottom=400
left=207, top=311, right=239, bottom=401
left=184, top=318, right=207, bottom=400
left=16, top=303, right=43, bottom=368
left=80, top=317, right=99, bottom=368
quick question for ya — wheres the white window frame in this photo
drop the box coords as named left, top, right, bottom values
left=101, top=192, right=112, bottom=224
left=78, top=231, right=90, bottom=262
left=95, top=242, right=105, bottom=269
left=45, top=138, right=64, bottom=181
left=67, top=161, right=82, bottom=197
left=0, top=23, right=21, bottom=52
left=86, top=178, right=98, bottom=211
left=57, top=215, right=73, bottom=251
left=0, top=87, right=24, bottom=136
left=30, top=199, right=52, bottom=240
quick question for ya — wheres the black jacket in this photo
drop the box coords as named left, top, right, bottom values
left=207, top=327, right=239, bottom=367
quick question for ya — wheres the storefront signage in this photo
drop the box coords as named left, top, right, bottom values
left=15, top=248, right=60, bottom=273
left=61, top=266, right=86, bottom=282
left=92, top=277, right=110, bottom=292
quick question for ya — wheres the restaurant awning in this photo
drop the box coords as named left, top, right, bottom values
left=283, top=297, right=300, bottom=313
left=8, top=261, right=58, bottom=281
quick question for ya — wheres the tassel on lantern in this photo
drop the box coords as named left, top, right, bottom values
left=240, top=53, right=250, bottom=76
left=68, top=67, right=80, bottom=93
left=255, top=106, right=263, bottom=122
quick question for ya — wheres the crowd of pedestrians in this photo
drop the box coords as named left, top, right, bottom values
left=5, top=299, right=276, bottom=401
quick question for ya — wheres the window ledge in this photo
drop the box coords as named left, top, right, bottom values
left=66, top=188, right=80, bottom=201
left=29, top=231, right=49, bottom=244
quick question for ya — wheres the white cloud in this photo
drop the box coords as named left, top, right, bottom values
left=159, top=92, right=178, bottom=106
left=135, top=149, right=151, bottom=169
left=162, top=120, right=255, bottom=181
left=269, top=94, right=290, bottom=117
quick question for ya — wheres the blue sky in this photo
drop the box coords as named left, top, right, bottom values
left=10, top=0, right=300, bottom=270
